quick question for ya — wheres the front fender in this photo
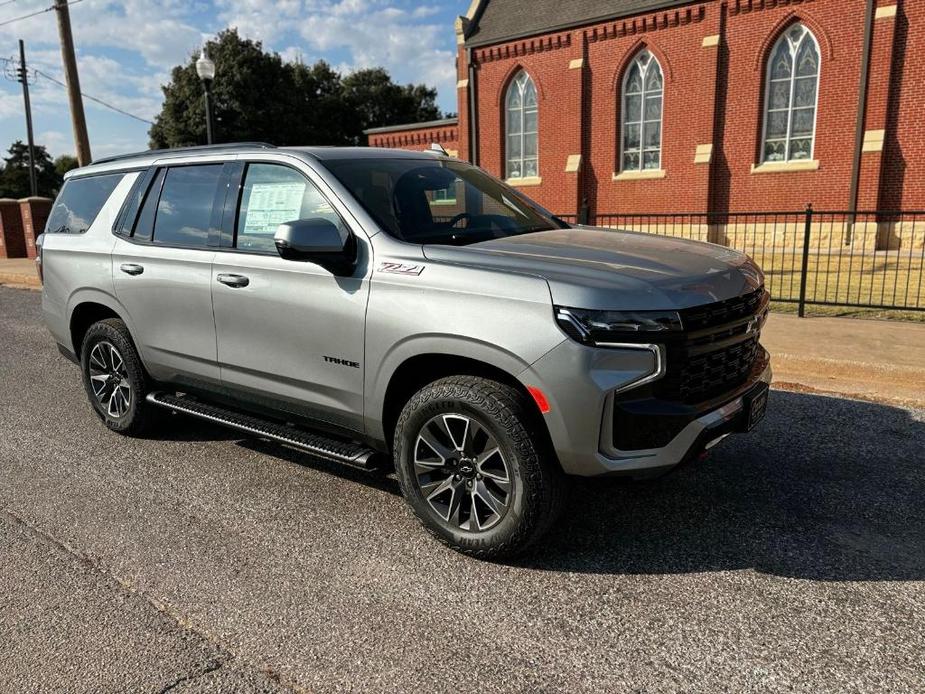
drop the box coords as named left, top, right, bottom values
left=364, top=333, right=537, bottom=440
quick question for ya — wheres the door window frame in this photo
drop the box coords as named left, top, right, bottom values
left=219, top=159, right=354, bottom=258
left=112, top=161, right=233, bottom=250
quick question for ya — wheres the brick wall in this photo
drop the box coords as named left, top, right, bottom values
left=366, top=121, right=460, bottom=154
left=369, top=0, right=920, bottom=215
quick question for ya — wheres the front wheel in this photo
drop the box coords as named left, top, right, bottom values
left=394, top=376, right=566, bottom=559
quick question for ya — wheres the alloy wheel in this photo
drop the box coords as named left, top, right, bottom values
left=88, top=341, right=132, bottom=418
left=413, top=413, right=512, bottom=531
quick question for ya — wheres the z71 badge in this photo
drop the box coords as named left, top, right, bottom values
left=377, top=262, right=425, bottom=276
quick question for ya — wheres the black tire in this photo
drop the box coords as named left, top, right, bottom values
left=394, top=376, right=566, bottom=559
left=79, top=318, right=159, bottom=436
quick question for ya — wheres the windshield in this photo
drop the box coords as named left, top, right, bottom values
left=320, top=157, right=564, bottom=245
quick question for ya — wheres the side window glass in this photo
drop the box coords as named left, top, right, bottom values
left=132, top=168, right=165, bottom=242
left=45, top=173, right=123, bottom=234
left=235, top=163, right=345, bottom=253
left=152, top=164, right=223, bottom=248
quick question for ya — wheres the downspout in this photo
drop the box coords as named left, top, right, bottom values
left=467, top=47, right=480, bottom=166
left=847, top=0, right=876, bottom=236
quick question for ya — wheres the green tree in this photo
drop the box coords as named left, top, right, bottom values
left=54, top=154, right=79, bottom=178
left=0, top=141, right=61, bottom=198
left=340, top=68, right=440, bottom=144
left=149, top=29, right=442, bottom=148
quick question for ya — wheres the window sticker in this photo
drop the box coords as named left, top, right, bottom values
left=242, top=181, right=306, bottom=236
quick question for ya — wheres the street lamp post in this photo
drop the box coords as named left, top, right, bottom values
left=195, top=48, right=216, bottom=145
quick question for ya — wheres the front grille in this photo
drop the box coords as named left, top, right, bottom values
left=680, top=287, right=766, bottom=331
left=608, top=288, right=769, bottom=450
left=660, top=335, right=760, bottom=403
left=655, top=288, right=768, bottom=405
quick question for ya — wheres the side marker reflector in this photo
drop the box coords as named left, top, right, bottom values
left=526, top=386, right=551, bottom=414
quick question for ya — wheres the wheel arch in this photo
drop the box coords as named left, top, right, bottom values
left=377, top=351, right=555, bottom=462
left=67, top=290, right=138, bottom=359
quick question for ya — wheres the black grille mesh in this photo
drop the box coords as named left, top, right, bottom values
left=680, top=288, right=765, bottom=331
left=655, top=288, right=767, bottom=404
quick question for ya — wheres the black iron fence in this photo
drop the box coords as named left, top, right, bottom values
left=556, top=207, right=925, bottom=315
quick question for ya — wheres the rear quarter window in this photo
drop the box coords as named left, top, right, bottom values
left=45, top=173, right=124, bottom=234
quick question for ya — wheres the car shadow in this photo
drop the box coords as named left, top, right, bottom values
left=147, top=411, right=243, bottom=442
left=170, top=390, right=923, bottom=582
left=516, top=390, right=925, bottom=581
left=234, top=438, right=402, bottom=497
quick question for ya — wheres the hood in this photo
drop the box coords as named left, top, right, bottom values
left=422, top=226, right=764, bottom=310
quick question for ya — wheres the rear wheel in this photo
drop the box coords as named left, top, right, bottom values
left=80, top=318, right=159, bottom=436
left=394, top=376, right=566, bottom=558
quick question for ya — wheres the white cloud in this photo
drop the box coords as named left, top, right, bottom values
left=0, top=91, right=23, bottom=121
left=36, top=129, right=71, bottom=155
left=215, top=0, right=456, bottom=96
left=11, top=0, right=202, bottom=70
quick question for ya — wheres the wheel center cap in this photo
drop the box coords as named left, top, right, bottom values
left=458, top=460, right=475, bottom=477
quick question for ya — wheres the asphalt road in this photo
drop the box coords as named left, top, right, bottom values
left=1, top=286, right=923, bottom=693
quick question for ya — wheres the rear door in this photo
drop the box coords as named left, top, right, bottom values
left=211, top=157, right=371, bottom=432
left=112, top=161, right=229, bottom=388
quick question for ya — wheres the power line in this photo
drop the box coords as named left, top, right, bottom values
left=1, top=55, right=154, bottom=125
left=0, top=0, right=23, bottom=9
left=34, top=68, right=154, bottom=124
left=0, top=0, right=82, bottom=28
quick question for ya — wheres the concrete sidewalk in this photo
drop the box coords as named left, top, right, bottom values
left=762, top=313, right=925, bottom=408
left=0, top=258, right=922, bottom=406
left=0, top=258, right=39, bottom=289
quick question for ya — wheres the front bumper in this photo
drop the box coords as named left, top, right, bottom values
left=519, top=338, right=772, bottom=477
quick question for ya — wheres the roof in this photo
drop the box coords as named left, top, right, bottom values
left=290, top=147, right=443, bottom=161
left=70, top=144, right=443, bottom=177
left=465, top=0, right=695, bottom=47
left=363, top=117, right=459, bottom=135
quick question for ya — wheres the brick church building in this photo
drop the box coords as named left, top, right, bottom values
left=365, top=0, right=922, bottom=218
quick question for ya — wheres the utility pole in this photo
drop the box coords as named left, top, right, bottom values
left=17, top=40, right=37, bottom=197
left=54, top=0, right=91, bottom=165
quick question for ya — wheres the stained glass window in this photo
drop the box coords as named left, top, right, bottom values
left=621, top=50, right=663, bottom=172
left=505, top=71, right=539, bottom=179
left=762, top=24, right=820, bottom=163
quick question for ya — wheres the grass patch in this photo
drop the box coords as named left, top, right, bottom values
left=751, top=251, right=924, bottom=321
left=770, top=301, right=925, bottom=322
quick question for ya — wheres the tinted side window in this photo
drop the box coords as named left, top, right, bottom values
left=152, top=165, right=223, bottom=248
left=235, top=163, right=346, bottom=253
left=132, top=168, right=166, bottom=242
left=45, top=173, right=123, bottom=234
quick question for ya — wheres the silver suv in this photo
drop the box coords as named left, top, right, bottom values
left=38, top=143, right=771, bottom=557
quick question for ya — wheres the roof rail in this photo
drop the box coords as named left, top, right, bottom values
left=92, top=142, right=277, bottom=165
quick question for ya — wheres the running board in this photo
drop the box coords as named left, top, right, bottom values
left=146, top=392, right=380, bottom=470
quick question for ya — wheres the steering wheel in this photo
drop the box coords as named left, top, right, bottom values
left=447, top=212, right=472, bottom=228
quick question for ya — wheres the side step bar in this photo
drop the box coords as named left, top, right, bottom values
left=146, top=392, right=381, bottom=470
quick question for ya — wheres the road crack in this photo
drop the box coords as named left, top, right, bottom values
left=2, top=508, right=299, bottom=693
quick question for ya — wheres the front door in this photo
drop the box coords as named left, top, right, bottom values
left=211, top=160, right=371, bottom=432
left=112, top=163, right=226, bottom=387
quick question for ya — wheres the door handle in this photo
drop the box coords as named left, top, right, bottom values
left=216, top=273, right=250, bottom=288
left=120, top=263, right=144, bottom=276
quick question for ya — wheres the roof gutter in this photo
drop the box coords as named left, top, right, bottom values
left=848, top=0, right=876, bottom=216
left=467, top=47, right=480, bottom=166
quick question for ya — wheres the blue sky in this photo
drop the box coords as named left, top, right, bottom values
left=0, top=0, right=466, bottom=160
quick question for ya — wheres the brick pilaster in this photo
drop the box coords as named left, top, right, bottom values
left=19, top=197, right=53, bottom=259
left=860, top=1, right=900, bottom=210
left=0, top=199, right=26, bottom=259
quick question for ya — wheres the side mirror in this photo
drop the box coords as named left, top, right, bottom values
left=274, top=218, right=357, bottom=274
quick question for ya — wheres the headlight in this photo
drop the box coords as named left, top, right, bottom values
left=555, top=306, right=682, bottom=346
